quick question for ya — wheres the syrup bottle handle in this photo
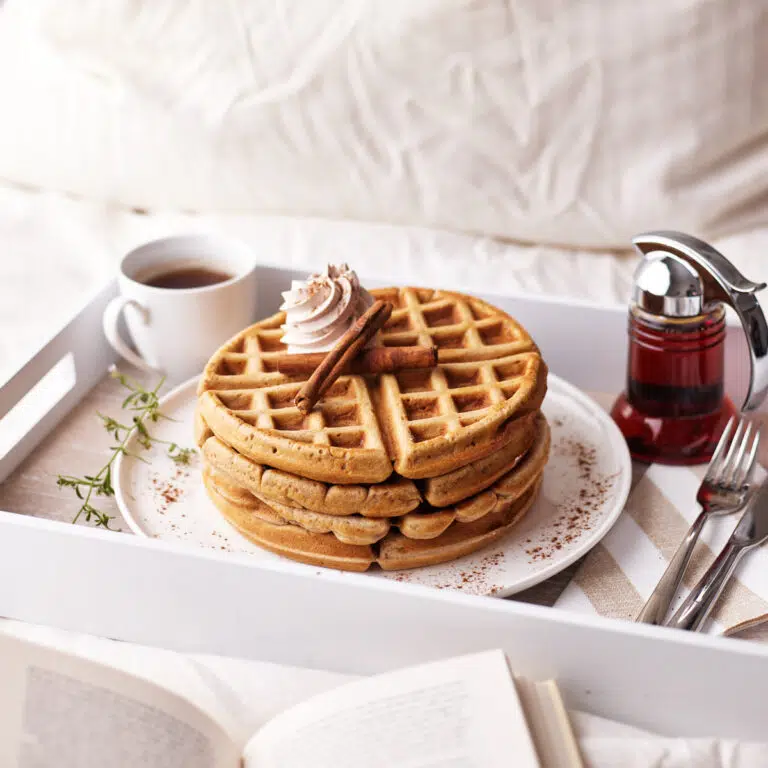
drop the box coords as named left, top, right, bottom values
left=633, top=231, right=766, bottom=296
left=632, top=231, right=768, bottom=411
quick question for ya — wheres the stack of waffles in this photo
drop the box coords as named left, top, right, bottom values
left=195, top=287, right=550, bottom=572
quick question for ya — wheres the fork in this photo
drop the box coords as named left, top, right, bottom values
left=636, top=416, right=760, bottom=625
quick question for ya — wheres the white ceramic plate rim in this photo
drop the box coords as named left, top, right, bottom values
left=114, top=374, right=632, bottom=597
left=491, top=375, right=632, bottom=595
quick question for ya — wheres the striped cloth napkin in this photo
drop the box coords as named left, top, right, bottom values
left=556, top=461, right=768, bottom=641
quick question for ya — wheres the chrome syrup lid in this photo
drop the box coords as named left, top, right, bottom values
left=632, top=251, right=705, bottom=317
left=631, top=231, right=768, bottom=411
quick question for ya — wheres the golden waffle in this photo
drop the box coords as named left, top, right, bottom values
left=198, top=287, right=547, bottom=484
left=199, top=406, right=534, bottom=513
left=203, top=473, right=376, bottom=572
left=374, top=288, right=546, bottom=478
left=205, top=464, right=390, bottom=545
left=386, top=418, right=548, bottom=537
left=423, top=410, right=540, bottom=507
left=377, top=480, right=541, bottom=570
left=198, top=372, right=392, bottom=484
left=203, top=415, right=549, bottom=545
left=394, top=509, right=456, bottom=540
left=200, top=409, right=547, bottom=515
left=493, top=417, right=550, bottom=497
left=203, top=471, right=540, bottom=572
left=205, top=464, right=442, bottom=543
left=204, top=466, right=285, bottom=525
left=201, top=434, right=421, bottom=518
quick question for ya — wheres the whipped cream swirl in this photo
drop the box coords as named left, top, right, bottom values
left=280, top=264, right=374, bottom=353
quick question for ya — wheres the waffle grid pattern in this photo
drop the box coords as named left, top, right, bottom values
left=206, top=315, right=386, bottom=453
left=377, top=287, right=532, bottom=362
left=198, top=287, right=543, bottom=483
left=214, top=376, right=381, bottom=452
left=390, top=357, right=531, bottom=446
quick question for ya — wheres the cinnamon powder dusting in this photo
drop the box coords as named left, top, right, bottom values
left=524, top=433, right=615, bottom=563
left=387, top=549, right=507, bottom=596
left=151, top=467, right=190, bottom=514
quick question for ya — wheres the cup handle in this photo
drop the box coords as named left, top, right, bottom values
left=102, top=296, right=157, bottom=372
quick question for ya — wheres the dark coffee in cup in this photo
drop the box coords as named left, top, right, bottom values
left=140, top=266, right=233, bottom=290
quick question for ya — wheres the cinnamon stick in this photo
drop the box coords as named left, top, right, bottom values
left=278, top=346, right=437, bottom=376
left=294, top=301, right=393, bottom=414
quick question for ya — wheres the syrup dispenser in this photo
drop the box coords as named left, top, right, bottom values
left=611, top=231, right=768, bottom=464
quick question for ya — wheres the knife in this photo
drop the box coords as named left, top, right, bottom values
left=666, top=477, right=768, bottom=632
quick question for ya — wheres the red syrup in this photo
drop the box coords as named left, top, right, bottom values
left=611, top=305, right=735, bottom=465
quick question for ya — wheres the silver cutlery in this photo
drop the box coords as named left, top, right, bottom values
left=666, top=469, right=768, bottom=631
left=636, top=417, right=760, bottom=625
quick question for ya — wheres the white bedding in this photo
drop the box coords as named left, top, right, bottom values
left=1, top=0, right=766, bottom=250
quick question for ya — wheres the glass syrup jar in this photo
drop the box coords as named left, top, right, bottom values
left=611, top=231, right=768, bottom=465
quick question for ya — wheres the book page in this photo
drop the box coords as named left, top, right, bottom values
left=244, top=649, right=539, bottom=768
left=0, top=632, right=240, bottom=768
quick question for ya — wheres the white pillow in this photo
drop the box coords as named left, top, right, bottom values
left=0, top=0, right=765, bottom=249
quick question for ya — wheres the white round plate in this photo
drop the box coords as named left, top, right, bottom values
left=114, top=374, right=631, bottom=597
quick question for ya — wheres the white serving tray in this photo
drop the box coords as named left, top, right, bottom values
left=0, top=265, right=765, bottom=740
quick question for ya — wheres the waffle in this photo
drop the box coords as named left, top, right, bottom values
left=203, top=474, right=376, bottom=572
left=205, top=464, right=452, bottom=543
left=204, top=466, right=390, bottom=545
left=203, top=471, right=540, bottom=572
left=423, top=410, right=540, bottom=507
left=377, top=480, right=540, bottom=570
left=374, top=288, right=547, bottom=478
left=201, top=434, right=421, bottom=518
left=203, top=415, right=549, bottom=545
left=204, top=466, right=285, bottom=525
left=493, top=417, right=551, bottom=497
left=198, top=373, right=392, bottom=484
left=199, top=406, right=536, bottom=513
left=394, top=509, right=457, bottom=540
left=201, top=409, right=547, bottom=513
left=197, top=287, right=547, bottom=484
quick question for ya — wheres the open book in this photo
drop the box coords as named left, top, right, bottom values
left=0, top=633, right=582, bottom=768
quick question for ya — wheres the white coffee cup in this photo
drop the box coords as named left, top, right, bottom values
left=103, top=234, right=259, bottom=382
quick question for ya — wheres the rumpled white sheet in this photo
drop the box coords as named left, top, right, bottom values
left=1, top=620, right=766, bottom=767
left=572, top=712, right=768, bottom=768
left=1, top=0, right=767, bottom=249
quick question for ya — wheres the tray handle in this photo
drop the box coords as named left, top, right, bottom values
left=0, top=280, right=119, bottom=484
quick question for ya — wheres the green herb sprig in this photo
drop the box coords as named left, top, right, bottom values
left=56, top=369, right=194, bottom=528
